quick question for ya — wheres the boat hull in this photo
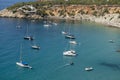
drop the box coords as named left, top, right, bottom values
left=65, top=35, right=75, bottom=39
left=69, top=41, right=77, bottom=44
left=24, top=36, right=33, bottom=40
left=16, top=62, right=32, bottom=69
left=31, top=46, right=40, bottom=50
left=63, top=50, right=76, bottom=56
left=85, top=67, right=93, bottom=71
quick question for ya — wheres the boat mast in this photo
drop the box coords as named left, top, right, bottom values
left=26, top=24, right=29, bottom=36
left=20, top=44, right=22, bottom=62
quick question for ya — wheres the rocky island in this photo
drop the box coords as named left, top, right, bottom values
left=0, top=0, right=120, bottom=27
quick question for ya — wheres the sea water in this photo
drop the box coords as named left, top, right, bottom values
left=0, top=18, right=120, bottom=80
left=1, top=1, right=120, bottom=80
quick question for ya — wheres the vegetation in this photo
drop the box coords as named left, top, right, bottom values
left=7, top=0, right=120, bottom=10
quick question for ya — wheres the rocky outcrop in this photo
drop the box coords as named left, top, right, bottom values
left=0, top=8, right=42, bottom=19
left=0, top=5, right=120, bottom=27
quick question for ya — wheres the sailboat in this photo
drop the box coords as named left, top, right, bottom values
left=64, top=23, right=75, bottom=39
left=63, top=22, right=77, bottom=56
left=24, top=25, right=34, bottom=40
left=63, top=42, right=77, bottom=56
left=62, top=25, right=68, bottom=35
left=63, top=50, right=76, bottom=56
left=43, top=20, right=51, bottom=28
left=16, top=45, right=32, bottom=69
left=65, top=34, right=75, bottom=39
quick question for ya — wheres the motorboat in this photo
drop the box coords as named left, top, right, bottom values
left=31, top=45, right=40, bottom=50
left=69, top=40, right=77, bottom=44
left=63, top=50, right=76, bottom=56
left=85, top=67, right=93, bottom=71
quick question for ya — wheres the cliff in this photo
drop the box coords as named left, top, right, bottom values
left=0, top=5, right=120, bottom=27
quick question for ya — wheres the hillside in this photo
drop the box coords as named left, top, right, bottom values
left=0, top=1, right=120, bottom=27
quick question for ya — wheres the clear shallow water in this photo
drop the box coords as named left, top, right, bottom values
left=0, top=18, right=120, bottom=80
left=1, top=0, right=120, bottom=80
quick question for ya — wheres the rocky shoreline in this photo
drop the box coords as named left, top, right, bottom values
left=0, top=5, right=120, bottom=27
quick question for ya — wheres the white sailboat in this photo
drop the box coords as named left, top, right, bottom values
left=63, top=42, right=77, bottom=56
left=16, top=45, right=32, bottom=69
left=24, top=25, right=34, bottom=40
left=63, top=22, right=77, bottom=56
left=61, top=25, right=68, bottom=35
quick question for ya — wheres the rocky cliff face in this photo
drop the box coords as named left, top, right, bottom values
left=0, top=5, right=120, bottom=27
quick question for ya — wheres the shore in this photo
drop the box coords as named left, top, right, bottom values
left=0, top=5, right=120, bottom=28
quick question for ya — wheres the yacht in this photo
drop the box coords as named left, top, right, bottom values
left=63, top=50, right=76, bottom=56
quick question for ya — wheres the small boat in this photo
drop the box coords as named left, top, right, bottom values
left=24, top=25, right=34, bottom=40
left=62, top=31, right=68, bottom=35
left=44, top=24, right=50, bottom=27
left=24, top=36, right=34, bottom=40
left=31, top=45, right=40, bottom=50
left=65, top=34, right=75, bottom=39
left=52, top=22, right=58, bottom=26
left=43, top=20, right=51, bottom=27
left=63, top=50, right=76, bottom=56
left=85, top=67, right=93, bottom=71
left=109, top=40, right=114, bottom=43
left=69, top=40, right=77, bottom=45
left=16, top=61, right=32, bottom=69
left=116, top=50, right=120, bottom=52
left=70, top=62, right=74, bottom=65
left=16, top=45, right=32, bottom=69
left=16, top=25, right=21, bottom=29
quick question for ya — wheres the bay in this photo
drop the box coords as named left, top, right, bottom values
left=0, top=0, right=120, bottom=80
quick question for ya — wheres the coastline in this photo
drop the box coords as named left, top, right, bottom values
left=0, top=5, right=120, bottom=28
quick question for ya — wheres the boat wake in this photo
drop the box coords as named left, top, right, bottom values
left=55, top=63, right=73, bottom=71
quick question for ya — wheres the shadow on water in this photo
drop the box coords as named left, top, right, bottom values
left=100, top=62, right=120, bottom=70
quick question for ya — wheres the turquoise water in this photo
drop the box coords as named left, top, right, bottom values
left=1, top=0, right=120, bottom=80
left=0, top=18, right=120, bottom=80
